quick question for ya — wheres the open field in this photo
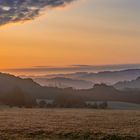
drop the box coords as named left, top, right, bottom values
left=0, top=109, right=139, bottom=140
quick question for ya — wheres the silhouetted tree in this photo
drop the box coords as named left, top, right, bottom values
left=92, top=102, right=98, bottom=109
left=54, top=93, right=85, bottom=108
left=39, top=100, right=47, bottom=108
left=99, top=101, right=108, bottom=109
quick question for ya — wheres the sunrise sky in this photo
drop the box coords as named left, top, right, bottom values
left=0, top=0, right=140, bottom=74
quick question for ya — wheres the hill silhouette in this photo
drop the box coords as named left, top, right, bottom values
left=0, top=72, right=139, bottom=107
left=39, top=69, right=140, bottom=85
left=34, top=77, right=93, bottom=89
left=114, top=76, right=140, bottom=90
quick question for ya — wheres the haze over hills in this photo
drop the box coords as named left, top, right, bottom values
left=28, top=69, right=140, bottom=89
left=6, top=64, right=140, bottom=76
left=34, top=77, right=93, bottom=89
left=0, top=72, right=140, bottom=106
left=114, top=77, right=140, bottom=90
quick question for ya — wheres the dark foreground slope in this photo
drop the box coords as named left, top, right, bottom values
left=0, top=109, right=139, bottom=140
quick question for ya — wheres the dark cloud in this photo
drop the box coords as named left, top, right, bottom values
left=0, top=0, right=75, bottom=26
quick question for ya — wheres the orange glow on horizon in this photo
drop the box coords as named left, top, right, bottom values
left=0, top=0, right=140, bottom=72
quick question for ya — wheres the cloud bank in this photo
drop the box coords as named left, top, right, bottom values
left=3, top=64, right=140, bottom=74
left=0, top=0, right=75, bottom=26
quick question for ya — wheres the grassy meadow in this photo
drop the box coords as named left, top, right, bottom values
left=0, top=108, right=139, bottom=140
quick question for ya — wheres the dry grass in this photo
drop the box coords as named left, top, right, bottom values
left=0, top=108, right=139, bottom=140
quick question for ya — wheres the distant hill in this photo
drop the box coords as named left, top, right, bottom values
left=82, top=69, right=140, bottom=84
left=0, top=72, right=140, bottom=106
left=34, top=77, right=93, bottom=89
left=0, top=72, right=67, bottom=99
left=39, top=69, right=140, bottom=84
left=114, top=77, right=140, bottom=90
left=81, top=84, right=140, bottom=104
left=0, top=72, right=40, bottom=94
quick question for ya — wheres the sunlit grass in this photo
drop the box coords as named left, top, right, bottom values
left=0, top=108, right=139, bottom=140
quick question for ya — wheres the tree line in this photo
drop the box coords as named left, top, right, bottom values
left=0, top=86, right=108, bottom=109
